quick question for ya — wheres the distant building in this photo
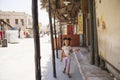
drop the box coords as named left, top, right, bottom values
left=0, top=11, right=32, bottom=30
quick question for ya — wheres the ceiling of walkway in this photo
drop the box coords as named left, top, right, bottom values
left=40, top=0, right=81, bottom=24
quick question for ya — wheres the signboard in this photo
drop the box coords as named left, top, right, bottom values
left=78, top=13, right=83, bottom=34
left=67, top=25, right=74, bottom=35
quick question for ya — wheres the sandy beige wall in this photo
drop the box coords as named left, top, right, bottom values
left=95, top=0, right=120, bottom=70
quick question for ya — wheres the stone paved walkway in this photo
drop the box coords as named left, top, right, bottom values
left=74, top=47, right=113, bottom=80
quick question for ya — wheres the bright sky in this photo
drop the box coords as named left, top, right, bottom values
left=0, top=0, right=49, bottom=27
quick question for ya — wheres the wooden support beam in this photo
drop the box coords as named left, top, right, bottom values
left=54, top=14, right=59, bottom=58
left=70, top=4, right=75, bottom=18
left=89, top=0, right=95, bottom=65
left=32, top=0, right=41, bottom=80
left=92, top=0, right=100, bottom=66
left=89, top=0, right=100, bottom=66
left=56, top=10, right=62, bottom=21
left=83, top=14, right=87, bottom=47
left=0, top=20, right=13, bottom=29
left=60, top=24, right=63, bottom=48
left=48, top=0, right=57, bottom=78
left=62, top=14, right=68, bottom=21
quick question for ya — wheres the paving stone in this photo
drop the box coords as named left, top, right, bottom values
left=87, top=77, right=113, bottom=80
left=74, top=47, right=113, bottom=80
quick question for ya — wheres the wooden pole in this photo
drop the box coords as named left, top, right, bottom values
left=89, top=0, right=95, bottom=65
left=60, top=24, right=63, bottom=48
left=81, top=0, right=87, bottom=47
left=92, top=0, right=100, bottom=66
left=48, top=0, right=57, bottom=78
left=83, top=14, right=87, bottom=47
left=32, top=0, right=41, bottom=80
left=89, top=0, right=100, bottom=66
left=54, top=14, right=58, bottom=58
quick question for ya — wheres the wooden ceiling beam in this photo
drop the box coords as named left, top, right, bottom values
left=40, top=0, right=81, bottom=23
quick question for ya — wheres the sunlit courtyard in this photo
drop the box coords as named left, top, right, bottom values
left=0, top=36, right=82, bottom=80
left=0, top=37, right=51, bottom=80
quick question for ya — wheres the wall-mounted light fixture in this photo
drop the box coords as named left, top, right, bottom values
left=64, top=13, right=68, bottom=17
left=63, top=0, right=70, bottom=6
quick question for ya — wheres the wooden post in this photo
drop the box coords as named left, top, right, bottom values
left=76, top=24, right=77, bottom=34
left=60, top=24, right=63, bottom=48
left=93, top=0, right=100, bottom=66
left=83, top=14, right=87, bottom=47
left=89, top=0, right=100, bottom=66
left=54, top=14, right=58, bottom=58
left=48, top=0, right=57, bottom=78
left=89, top=0, right=95, bottom=65
left=32, top=0, right=41, bottom=80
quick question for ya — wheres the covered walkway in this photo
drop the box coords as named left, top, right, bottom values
left=42, top=50, right=82, bottom=80
left=0, top=0, right=120, bottom=80
left=74, top=48, right=113, bottom=80
left=32, top=0, right=120, bottom=80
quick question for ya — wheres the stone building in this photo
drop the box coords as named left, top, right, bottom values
left=0, top=11, right=32, bottom=30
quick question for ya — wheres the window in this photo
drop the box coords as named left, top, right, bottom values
left=6, top=19, right=10, bottom=23
left=20, top=19, right=24, bottom=26
left=15, top=19, right=18, bottom=24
